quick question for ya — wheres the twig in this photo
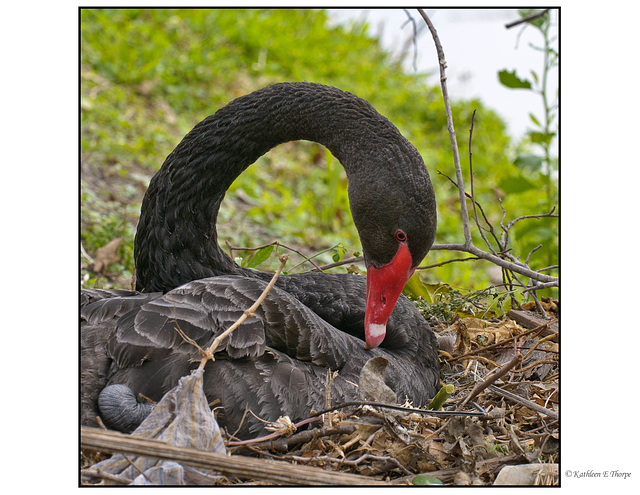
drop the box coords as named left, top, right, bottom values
left=317, top=255, right=363, bottom=271
left=448, top=319, right=553, bottom=363
left=522, top=281, right=559, bottom=293
left=488, top=385, right=558, bottom=420
left=417, top=9, right=558, bottom=290
left=81, top=468, right=132, bottom=485
left=401, top=9, right=419, bottom=72
left=197, top=254, right=288, bottom=370
left=525, top=243, right=542, bottom=266
left=418, top=8, right=472, bottom=246
left=513, top=359, right=556, bottom=374
left=520, top=332, right=558, bottom=362
left=81, top=426, right=386, bottom=486
left=468, top=110, right=498, bottom=256
left=431, top=242, right=557, bottom=284
left=227, top=414, right=324, bottom=447
left=267, top=451, right=413, bottom=477
left=458, top=340, right=522, bottom=408
left=418, top=255, right=480, bottom=270
left=505, top=8, right=550, bottom=29
left=226, top=240, right=323, bottom=272
left=235, top=424, right=357, bottom=453
left=80, top=242, right=95, bottom=264
left=123, top=453, right=153, bottom=484
left=437, top=169, right=503, bottom=246
left=229, top=397, right=486, bottom=448
left=312, top=400, right=485, bottom=418
left=501, top=208, right=558, bottom=247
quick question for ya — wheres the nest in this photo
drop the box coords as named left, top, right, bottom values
left=81, top=305, right=558, bottom=486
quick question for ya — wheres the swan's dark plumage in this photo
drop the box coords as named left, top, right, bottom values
left=81, top=82, right=439, bottom=438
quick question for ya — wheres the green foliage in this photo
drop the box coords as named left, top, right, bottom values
left=241, top=245, right=275, bottom=269
left=409, top=282, right=515, bottom=322
left=81, top=8, right=556, bottom=296
left=494, top=9, right=558, bottom=293
left=498, top=69, right=532, bottom=89
left=80, top=182, right=136, bottom=288
left=412, top=474, right=444, bottom=485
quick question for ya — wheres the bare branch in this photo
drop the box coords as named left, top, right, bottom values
left=226, top=240, right=324, bottom=272
left=505, top=9, right=550, bottom=29
left=198, top=255, right=289, bottom=370
left=468, top=110, right=500, bottom=256
left=418, top=256, right=480, bottom=270
left=418, top=9, right=472, bottom=246
left=416, top=9, right=558, bottom=292
left=502, top=207, right=558, bottom=241
left=318, top=255, right=363, bottom=271
left=459, top=340, right=522, bottom=408
left=81, top=426, right=384, bottom=486
left=522, top=281, right=558, bottom=293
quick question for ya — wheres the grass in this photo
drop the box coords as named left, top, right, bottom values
left=80, top=8, right=557, bottom=300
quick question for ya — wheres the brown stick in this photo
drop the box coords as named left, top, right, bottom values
left=415, top=8, right=558, bottom=290
left=249, top=424, right=357, bottom=454
left=418, top=8, right=472, bottom=246
left=488, top=385, right=558, bottom=420
left=81, top=426, right=387, bottom=485
left=459, top=344, right=522, bottom=408
left=505, top=9, right=550, bottom=29
left=198, top=254, right=288, bottom=370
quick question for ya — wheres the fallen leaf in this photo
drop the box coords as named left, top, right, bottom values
left=359, top=356, right=397, bottom=403
left=93, top=237, right=122, bottom=273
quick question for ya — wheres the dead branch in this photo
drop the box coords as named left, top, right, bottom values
left=286, top=452, right=414, bottom=477
left=418, top=255, right=481, bottom=270
left=244, top=424, right=357, bottom=454
left=505, top=9, right=550, bottom=29
left=488, top=385, right=558, bottom=420
left=226, top=240, right=324, bottom=272
left=80, top=426, right=386, bottom=485
left=197, top=254, right=288, bottom=370
left=81, top=468, right=132, bottom=485
left=417, top=9, right=558, bottom=294
left=318, top=255, right=363, bottom=271
left=468, top=110, right=498, bottom=256
left=459, top=341, right=522, bottom=408
left=418, top=9, right=472, bottom=246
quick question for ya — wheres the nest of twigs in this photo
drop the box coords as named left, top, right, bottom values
left=81, top=302, right=558, bottom=486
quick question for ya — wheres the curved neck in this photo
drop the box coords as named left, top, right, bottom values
left=134, top=83, right=426, bottom=293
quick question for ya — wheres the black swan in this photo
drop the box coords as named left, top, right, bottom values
left=81, top=82, right=439, bottom=438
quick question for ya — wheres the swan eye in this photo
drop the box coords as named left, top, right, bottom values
left=395, top=230, right=407, bottom=242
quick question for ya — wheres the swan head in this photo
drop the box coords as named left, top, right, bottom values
left=349, top=154, right=437, bottom=350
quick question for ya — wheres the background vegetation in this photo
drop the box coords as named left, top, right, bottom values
left=80, top=8, right=558, bottom=311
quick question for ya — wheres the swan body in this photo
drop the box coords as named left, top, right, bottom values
left=81, top=82, right=439, bottom=438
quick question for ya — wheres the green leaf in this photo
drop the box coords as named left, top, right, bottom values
left=412, top=474, right=444, bottom=485
left=247, top=245, right=274, bottom=268
left=330, top=243, right=346, bottom=262
left=499, top=175, right=537, bottom=194
left=498, top=69, right=532, bottom=89
left=530, top=70, right=539, bottom=84
left=528, top=130, right=555, bottom=145
left=403, top=272, right=433, bottom=302
left=514, top=153, right=544, bottom=171
left=528, top=113, right=541, bottom=127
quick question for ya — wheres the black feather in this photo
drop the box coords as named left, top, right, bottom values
left=81, top=83, right=439, bottom=438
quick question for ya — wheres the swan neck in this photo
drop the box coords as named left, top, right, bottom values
left=134, top=83, right=419, bottom=293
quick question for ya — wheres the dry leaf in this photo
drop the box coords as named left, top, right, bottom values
left=358, top=356, right=397, bottom=403
left=93, top=237, right=122, bottom=273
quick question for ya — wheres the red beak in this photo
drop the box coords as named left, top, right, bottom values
left=364, top=242, right=415, bottom=349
